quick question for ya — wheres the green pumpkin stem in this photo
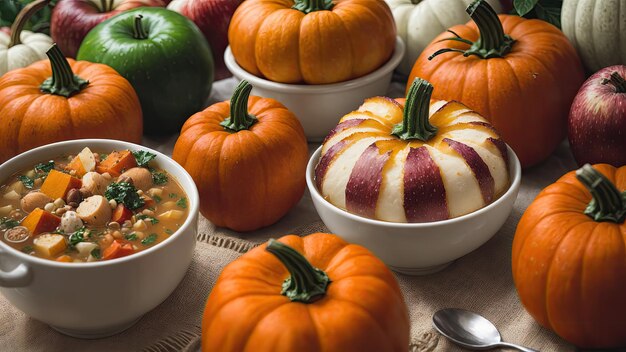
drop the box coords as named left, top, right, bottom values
left=602, top=72, right=626, bottom=93
left=292, top=0, right=333, bottom=14
left=9, top=0, right=50, bottom=47
left=575, top=164, right=626, bottom=223
left=220, top=80, right=258, bottom=132
left=40, top=44, right=89, bottom=97
left=265, top=239, right=330, bottom=303
left=428, top=0, right=515, bottom=60
left=392, top=78, right=438, bottom=141
left=133, top=14, right=148, bottom=40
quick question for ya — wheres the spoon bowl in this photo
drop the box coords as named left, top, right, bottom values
left=433, top=308, right=539, bottom=352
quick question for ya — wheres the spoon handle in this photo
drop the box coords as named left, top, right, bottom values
left=495, top=341, right=540, bottom=352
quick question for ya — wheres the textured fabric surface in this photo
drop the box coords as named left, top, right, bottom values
left=0, top=78, right=581, bottom=351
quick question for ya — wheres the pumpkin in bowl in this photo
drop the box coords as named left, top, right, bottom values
left=315, top=78, right=509, bottom=223
left=512, top=164, right=626, bottom=348
left=202, top=232, right=410, bottom=351
left=228, top=0, right=396, bottom=84
left=408, top=0, right=584, bottom=167
left=172, top=80, right=308, bottom=232
left=0, top=44, right=142, bottom=164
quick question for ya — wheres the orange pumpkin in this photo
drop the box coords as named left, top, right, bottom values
left=0, top=44, right=142, bottom=164
left=408, top=0, right=584, bottom=167
left=202, top=233, right=410, bottom=351
left=512, top=164, right=626, bottom=348
left=228, top=0, right=397, bottom=84
left=172, top=80, right=308, bottom=232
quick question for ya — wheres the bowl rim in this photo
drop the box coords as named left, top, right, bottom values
left=224, top=36, right=406, bottom=94
left=306, top=144, right=522, bottom=229
left=0, top=139, right=199, bottom=269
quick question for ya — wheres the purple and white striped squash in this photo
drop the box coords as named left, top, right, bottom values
left=315, top=78, right=509, bottom=223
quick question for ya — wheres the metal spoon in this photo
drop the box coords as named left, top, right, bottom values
left=433, top=308, right=539, bottom=352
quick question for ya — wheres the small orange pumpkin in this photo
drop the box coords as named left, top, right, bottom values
left=202, top=233, right=410, bottom=351
left=228, top=0, right=397, bottom=84
left=0, top=44, right=143, bottom=164
left=512, top=164, right=626, bottom=348
left=408, top=0, right=584, bottom=167
left=172, top=80, right=308, bottom=232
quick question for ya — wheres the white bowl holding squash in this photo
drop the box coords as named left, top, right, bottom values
left=224, top=37, right=406, bottom=142
left=306, top=79, right=522, bottom=275
left=0, top=139, right=199, bottom=338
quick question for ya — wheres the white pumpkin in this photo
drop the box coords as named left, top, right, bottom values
left=562, top=0, right=626, bottom=72
left=315, top=79, right=509, bottom=223
left=386, top=0, right=502, bottom=76
left=0, top=0, right=53, bottom=76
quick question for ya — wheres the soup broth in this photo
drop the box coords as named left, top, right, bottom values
left=0, top=148, right=189, bottom=263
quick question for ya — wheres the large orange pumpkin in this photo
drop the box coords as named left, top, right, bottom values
left=202, top=233, right=410, bottom=351
left=172, top=80, right=308, bottom=232
left=408, top=0, right=584, bottom=167
left=0, top=44, right=142, bottom=164
left=228, top=0, right=397, bottom=84
left=512, top=164, right=626, bottom=348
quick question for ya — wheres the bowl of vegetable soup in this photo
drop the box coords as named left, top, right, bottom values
left=0, top=139, right=199, bottom=338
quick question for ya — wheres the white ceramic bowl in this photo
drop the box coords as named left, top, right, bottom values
left=224, top=37, right=406, bottom=142
left=0, top=139, right=199, bottom=338
left=306, top=145, right=521, bottom=275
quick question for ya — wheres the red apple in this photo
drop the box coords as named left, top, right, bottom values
left=568, top=65, right=626, bottom=167
left=167, top=0, right=242, bottom=80
left=50, top=0, right=165, bottom=58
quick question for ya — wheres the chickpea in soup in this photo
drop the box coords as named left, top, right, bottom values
left=0, top=148, right=189, bottom=262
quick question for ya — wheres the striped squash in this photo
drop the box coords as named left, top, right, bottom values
left=315, top=78, right=509, bottom=223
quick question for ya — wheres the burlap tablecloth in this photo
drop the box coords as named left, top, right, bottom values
left=0, top=78, right=580, bottom=351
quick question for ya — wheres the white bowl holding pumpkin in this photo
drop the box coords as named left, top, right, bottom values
left=0, top=139, right=199, bottom=338
left=306, top=79, right=521, bottom=275
left=224, top=37, right=406, bottom=142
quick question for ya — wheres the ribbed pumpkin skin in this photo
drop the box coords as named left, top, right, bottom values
left=562, top=0, right=626, bottom=72
left=316, top=97, right=509, bottom=222
left=512, top=164, right=626, bottom=348
left=201, top=233, right=410, bottom=352
left=409, top=15, right=584, bottom=168
left=0, top=59, right=143, bottom=164
left=172, top=96, right=308, bottom=232
left=228, top=0, right=397, bottom=84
